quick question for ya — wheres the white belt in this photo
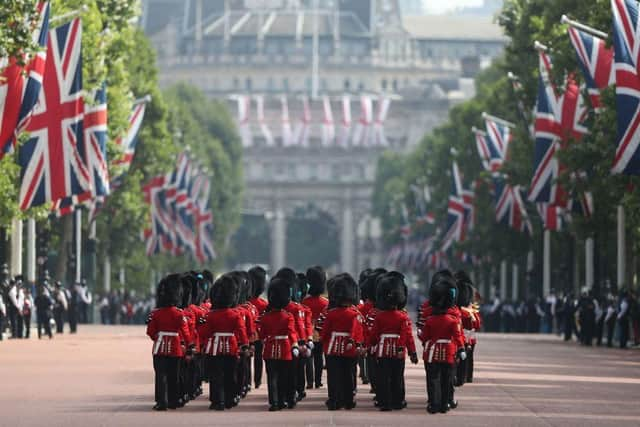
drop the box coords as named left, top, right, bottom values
left=273, top=335, right=288, bottom=340
left=426, top=339, right=451, bottom=363
left=206, top=332, right=234, bottom=355
left=378, top=334, right=400, bottom=357
left=328, top=332, right=349, bottom=354
left=154, top=331, right=179, bottom=355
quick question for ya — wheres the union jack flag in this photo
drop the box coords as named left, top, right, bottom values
left=567, top=26, right=613, bottom=110
left=111, top=99, right=148, bottom=187
left=484, top=116, right=512, bottom=168
left=495, top=178, right=533, bottom=235
left=0, top=2, right=50, bottom=159
left=611, top=0, right=640, bottom=174
left=473, top=128, right=495, bottom=172
left=441, top=163, right=467, bottom=251
left=529, top=49, right=587, bottom=204
left=19, top=18, right=92, bottom=211
left=537, top=203, right=564, bottom=231
left=53, top=85, right=110, bottom=216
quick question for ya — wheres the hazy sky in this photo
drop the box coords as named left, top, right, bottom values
left=424, top=0, right=484, bottom=14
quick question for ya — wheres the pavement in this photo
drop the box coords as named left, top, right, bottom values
left=1, top=326, right=639, bottom=427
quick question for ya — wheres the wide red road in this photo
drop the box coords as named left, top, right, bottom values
left=1, top=326, right=639, bottom=426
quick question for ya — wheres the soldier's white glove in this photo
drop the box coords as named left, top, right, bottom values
left=459, top=351, right=467, bottom=361
left=292, top=348, right=300, bottom=358
left=307, top=341, right=314, bottom=351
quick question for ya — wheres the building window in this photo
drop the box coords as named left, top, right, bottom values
left=246, top=77, right=253, bottom=91
left=267, top=77, right=275, bottom=91
left=321, top=78, right=328, bottom=91
left=344, top=78, right=351, bottom=91
left=392, top=79, right=398, bottom=91
left=381, top=79, right=388, bottom=90
left=358, top=81, right=365, bottom=91
left=283, top=77, right=289, bottom=91
left=233, top=77, right=239, bottom=90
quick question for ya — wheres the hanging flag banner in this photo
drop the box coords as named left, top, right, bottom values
left=280, top=95, right=293, bottom=147
left=338, top=94, right=352, bottom=147
left=255, top=94, right=274, bottom=146
left=372, top=96, right=391, bottom=146
left=321, top=95, right=335, bottom=147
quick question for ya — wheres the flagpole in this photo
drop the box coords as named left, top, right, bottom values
left=617, top=205, right=625, bottom=287
left=133, top=95, right=152, bottom=106
left=585, top=236, right=594, bottom=289
left=26, top=219, right=36, bottom=284
left=500, top=260, right=507, bottom=299
left=10, top=219, right=23, bottom=277
left=534, top=40, right=549, bottom=52
left=471, top=126, right=487, bottom=136
left=512, top=262, right=519, bottom=301
left=543, top=229, right=551, bottom=297
left=560, top=15, right=607, bottom=38
left=481, top=112, right=516, bottom=128
left=75, top=209, right=82, bottom=283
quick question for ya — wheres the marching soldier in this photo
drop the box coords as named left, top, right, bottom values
left=302, top=265, right=329, bottom=389
left=419, top=273, right=466, bottom=414
left=53, top=281, right=68, bottom=334
left=368, top=272, right=418, bottom=411
left=146, top=274, right=193, bottom=411
left=249, top=266, right=269, bottom=389
left=259, top=277, right=300, bottom=411
left=199, top=274, right=248, bottom=411
left=35, top=281, right=53, bottom=339
left=321, top=273, right=365, bottom=411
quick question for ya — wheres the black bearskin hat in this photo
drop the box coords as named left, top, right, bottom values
left=306, top=265, right=326, bottom=296
left=328, top=273, right=359, bottom=307
left=211, top=274, right=239, bottom=309
left=275, top=267, right=297, bottom=284
left=429, top=273, right=457, bottom=312
left=296, top=272, right=309, bottom=302
left=268, top=277, right=291, bottom=310
left=156, top=273, right=183, bottom=308
left=180, top=273, right=193, bottom=308
left=232, top=271, right=252, bottom=304
left=249, top=266, right=267, bottom=298
left=454, top=270, right=473, bottom=307
left=376, top=271, right=407, bottom=311
left=358, top=268, right=373, bottom=300
left=362, top=268, right=387, bottom=303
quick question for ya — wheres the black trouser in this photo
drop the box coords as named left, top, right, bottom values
left=153, top=356, right=181, bottom=408
left=265, top=359, right=290, bottom=407
left=296, top=354, right=307, bottom=396
left=606, top=318, right=616, bottom=347
left=53, top=307, right=65, bottom=333
left=23, top=312, right=30, bottom=338
left=596, top=318, right=605, bottom=346
left=465, top=344, right=475, bottom=382
left=287, top=356, right=299, bottom=404
left=326, top=356, right=356, bottom=407
left=0, top=314, right=3, bottom=340
left=8, top=306, right=23, bottom=338
left=37, top=312, right=52, bottom=339
left=377, top=358, right=405, bottom=409
left=207, top=355, right=238, bottom=407
left=455, top=355, right=467, bottom=387
left=311, top=342, right=324, bottom=387
left=254, top=340, right=264, bottom=388
left=236, top=353, right=250, bottom=398
left=68, top=306, right=77, bottom=333
left=426, top=362, right=453, bottom=412
left=367, top=354, right=377, bottom=392
left=619, top=317, right=629, bottom=349
left=358, top=355, right=368, bottom=382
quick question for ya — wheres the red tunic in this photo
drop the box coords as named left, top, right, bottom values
left=259, top=309, right=299, bottom=360
left=357, top=300, right=374, bottom=317
left=285, top=301, right=311, bottom=342
left=239, top=302, right=258, bottom=342
left=250, top=297, right=269, bottom=315
left=460, top=306, right=482, bottom=345
left=368, top=310, right=416, bottom=358
left=199, top=308, right=248, bottom=357
left=418, top=309, right=465, bottom=365
left=146, top=307, right=192, bottom=357
left=302, top=295, right=329, bottom=324
left=321, top=306, right=365, bottom=358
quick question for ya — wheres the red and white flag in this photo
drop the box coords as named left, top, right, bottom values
left=337, top=94, right=351, bottom=147
left=321, top=95, right=335, bottom=147
left=255, top=94, right=274, bottom=146
left=280, top=95, right=293, bottom=147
